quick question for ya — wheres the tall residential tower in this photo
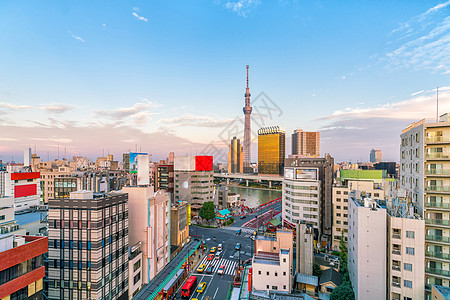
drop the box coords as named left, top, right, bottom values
left=243, top=65, right=252, bottom=173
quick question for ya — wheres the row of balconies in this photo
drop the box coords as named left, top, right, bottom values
left=426, top=219, right=450, bottom=226
left=425, top=251, right=450, bottom=260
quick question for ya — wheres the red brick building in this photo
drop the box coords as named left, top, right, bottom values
left=0, top=235, right=48, bottom=299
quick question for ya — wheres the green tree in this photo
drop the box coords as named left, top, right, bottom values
left=313, top=262, right=323, bottom=277
left=330, top=282, right=355, bottom=300
left=199, top=201, right=216, bottom=224
left=338, top=231, right=347, bottom=263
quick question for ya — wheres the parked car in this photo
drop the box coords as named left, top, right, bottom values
left=235, top=243, right=241, bottom=250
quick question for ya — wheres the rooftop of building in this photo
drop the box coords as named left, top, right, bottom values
left=296, top=273, right=318, bottom=287
left=433, top=285, right=450, bottom=298
left=319, top=268, right=343, bottom=286
left=14, top=211, right=46, bottom=225
left=254, top=251, right=280, bottom=265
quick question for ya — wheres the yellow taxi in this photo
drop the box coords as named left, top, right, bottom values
left=210, top=247, right=216, bottom=253
left=196, top=264, right=206, bottom=273
left=196, top=282, right=207, bottom=293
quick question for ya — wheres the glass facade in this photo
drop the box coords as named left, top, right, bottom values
left=258, top=127, right=286, bottom=175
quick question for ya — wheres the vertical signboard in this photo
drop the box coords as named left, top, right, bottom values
left=187, top=204, right=191, bottom=225
left=137, top=154, right=150, bottom=185
left=147, top=226, right=152, bottom=259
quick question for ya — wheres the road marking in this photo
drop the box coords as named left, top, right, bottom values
left=213, top=287, right=219, bottom=299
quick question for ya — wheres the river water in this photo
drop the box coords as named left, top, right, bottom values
left=226, top=186, right=282, bottom=208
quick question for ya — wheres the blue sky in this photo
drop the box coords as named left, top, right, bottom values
left=1, top=0, right=449, bottom=163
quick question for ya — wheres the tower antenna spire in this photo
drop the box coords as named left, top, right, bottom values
left=246, top=65, right=249, bottom=89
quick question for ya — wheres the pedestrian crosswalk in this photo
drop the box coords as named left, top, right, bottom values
left=223, top=226, right=255, bottom=234
left=195, top=256, right=238, bottom=276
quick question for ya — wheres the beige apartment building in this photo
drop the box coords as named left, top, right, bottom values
left=122, top=186, right=170, bottom=284
left=170, top=201, right=189, bottom=248
left=400, top=113, right=450, bottom=291
left=252, top=229, right=294, bottom=293
left=332, top=180, right=386, bottom=250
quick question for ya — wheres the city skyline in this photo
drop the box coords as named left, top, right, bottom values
left=1, top=1, right=450, bottom=162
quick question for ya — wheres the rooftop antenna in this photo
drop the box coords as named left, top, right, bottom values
left=436, top=86, right=439, bottom=122
left=57, top=142, right=60, bottom=160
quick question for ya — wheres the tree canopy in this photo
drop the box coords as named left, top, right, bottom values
left=199, top=201, right=216, bottom=222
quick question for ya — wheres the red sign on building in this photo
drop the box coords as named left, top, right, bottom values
left=14, top=184, right=37, bottom=198
left=11, top=172, right=40, bottom=180
left=195, top=156, right=213, bottom=171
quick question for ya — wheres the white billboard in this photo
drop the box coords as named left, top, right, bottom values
left=137, top=154, right=150, bottom=185
left=174, top=156, right=195, bottom=171
left=284, top=168, right=295, bottom=179
left=295, top=168, right=318, bottom=180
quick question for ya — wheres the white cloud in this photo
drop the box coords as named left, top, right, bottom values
left=94, top=99, right=160, bottom=124
left=224, top=0, right=260, bottom=17
left=132, top=11, right=148, bottom=22
left=68, top=31, right=85, bottom=43
left=161, top=113, right=233, bottom=128
left=386, top=4, right=450, bottom=72
left=0, top=102, right=77, bottom=113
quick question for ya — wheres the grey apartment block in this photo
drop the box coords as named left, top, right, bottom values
left=48, top=191, right=129, bottom=300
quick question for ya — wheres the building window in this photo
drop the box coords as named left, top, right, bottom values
left=70, top=220, right=73, bottom=229
left=406, top=231, right=415, bottom=239
left=87, top=282, right=91, bottom=290
left=266, top=271, right=269, bottom=276
left=54, top=240, right=58, bottom=248
left=134, top=260, right=141, bottom=272
left=78, top=220, right=82, bottom=229
left=78, top=262, right=82, bottom=270
left=267, top=285, right=269, bottom=289
left=283, top=272, right=286, bottom=276
left=78, top=241, right=82, bottom=250
left=70, top=241, right=73, bottom=249
left=272, top=286, right=278, bottom=290
left=258, top=271, right=261, bottom=275
left=54, top=220, right=57, bottom=229
left=87, top=261, right=91, bottom=270
left=403, top=280, right=412, bottom=288
left=61, top=260, right=65, bottom=268
left=69, top=260, right=73, bottom=269
left=87, top=221, right=91, bottom=229
left=102, top=239, right=105, bottom=247
left=61, top=220, right=64, bottom=228
left=406, top=247, right=415, bottom=255
left=404, top=263, right=412, bottom=271
left=283, top=285, right=286, bottom=290
left=275, top=272, right=278, bottom=276
left=61, top=240, right=65, bottom=249
left=283, top=258, right=286, bottom=263
left=87, top=241, right=91, bottom=250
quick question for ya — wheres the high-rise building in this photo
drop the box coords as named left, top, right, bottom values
left=347, top=191, right=425, bottom=300
left=282, top=167, right=321, bottom=234
left=285, top=154, right=334, bottom=243
left=155, top=164, right=174, bottom=194
left=0, top=235, right=47, bottom=300
left=122, top=186, right=170, bottom=284
left=48, top=191, right=129, bottom=300
left=370, top=149, right=383, bottom=163
left=374, top=161, right=398, bottom=178
left=243, top=65, right=252, bottom=173
left=400, top=113, right=450, bottom=292
left=291, top=129, right=320, bottom=157
left=173, top=156, right=214, bottom=214
left=228, top=136, right=244, bottom=174
left=258, top=126, right=286, bottom=175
